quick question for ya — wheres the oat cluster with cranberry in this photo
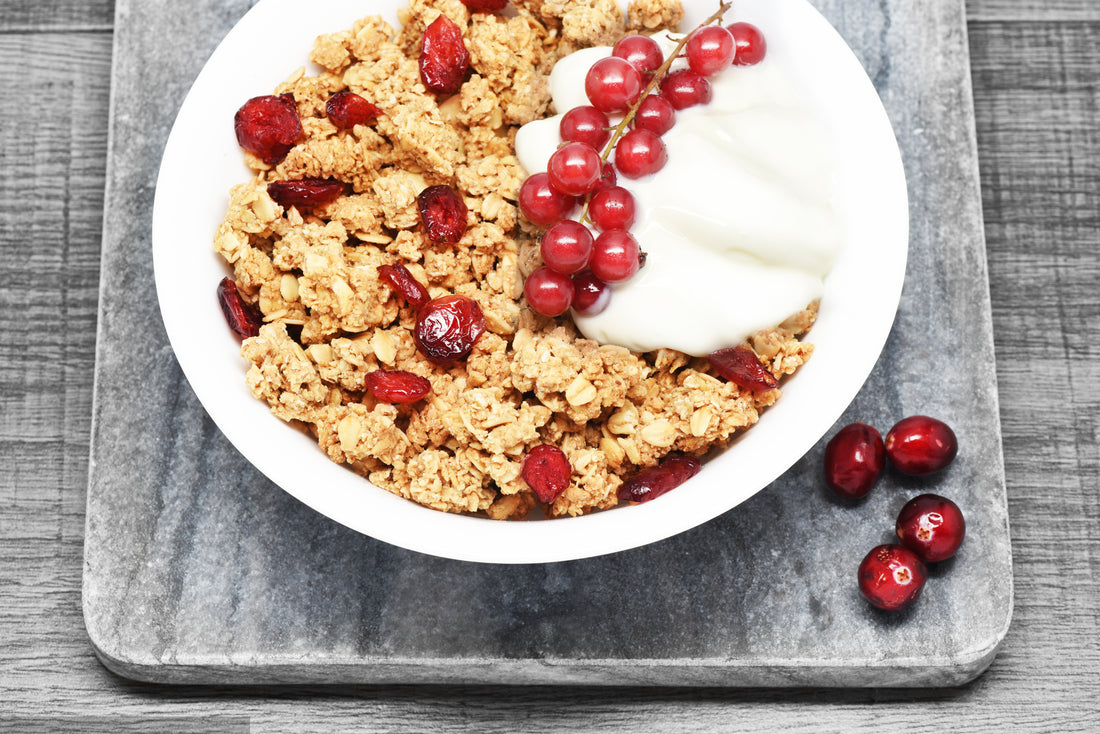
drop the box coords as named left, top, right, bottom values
left=213, top=0, right=816, bottom=520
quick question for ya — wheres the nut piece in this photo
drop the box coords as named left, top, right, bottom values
left=280, top=273, right=300, bottom=302
left=690, top=406, right=714, bottom=437
left=565, top=376, right=598, bottom=406
left=607, top=404, right=638, bottom=435
left=640, top=419, right=676, bottom=447
left=337, top=414, right=362, bottom=453
left=372, top=329, right=397, bottom=365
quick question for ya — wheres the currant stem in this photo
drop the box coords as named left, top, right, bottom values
left=579, top=1, right=732, bottom=224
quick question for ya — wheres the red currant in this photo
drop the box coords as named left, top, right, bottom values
left=884, top=416, right=958, bottom=476
left=896, top=494, right=966, bottom=562
left=524, top=266, right=575, bottom=317
left=585, top=57, right=643, bottom=114
left=591, top=161, right=617, bottom=194
left=540, top=219, right=593, bottom=274
left=560, top=106, right=610, bottom=151
left=660, top=69, right=711, bottom=109
left=858, top=544, right=927, bottom=611
left=823, top=422, right=886, bottom=499
left=589, top=229, right=641, bottom=283
left=571, top=270, right=611, bottom=316
left=612, top=34, right=664, bottom=75
left=686, top=25, right=735, bottom=76
left=518, top=172, right=577, bottom=227
left=728, top=22, right=767, bottom=66
left=588, top=186, right=636, bottom=231
left=633, top=94, right=676, bottom=136
left=547, top=142, right=603, bottom=196
left=614, top=128, right=667, bottom=178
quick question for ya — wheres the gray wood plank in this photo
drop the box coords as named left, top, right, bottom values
left=0, top=2, right=114, bottom=30
left=966, top=0, right=1100, bottom=22
left=970, top=17, right=1100, bottom=694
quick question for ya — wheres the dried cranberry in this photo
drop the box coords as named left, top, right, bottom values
left=417, top=185, right=468, bottom=244
left=216, top=276, right=263, bottom=339
left=707, top=345, right=778, bottom=391
left=379, top=264, right=429, bottom=308
left=521, top=445, right=572, bottom=503
left=896, top=493, right=966, bottom=562
left=414, top=295, right=486, bottom=364
left=233, top=93, right=302, bottom=165
left=419, top=15, right=470, bottom=95
left=266, top=179, right=346, bottom=209
left=858, top=544, right=927, bottom=611
left=823, top=422, right=886, bottom=499
left=366, top=369, right=432, bottom=404
left=617, top=453, right=701, bottom=503
left=325, top=91, right=382, bottom=129
left=459, top=0, right=507, bottom=12
left=884, top=415, right=958, bottom=475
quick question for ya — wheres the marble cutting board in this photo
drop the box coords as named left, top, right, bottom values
left=83, top=0, right=1012, bottom=686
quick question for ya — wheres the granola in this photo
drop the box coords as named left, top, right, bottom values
left=215, top=0, right=816, bottom=519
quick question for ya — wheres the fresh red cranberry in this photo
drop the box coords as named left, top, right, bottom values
left=325, top=91, right=382, bottom=129
left=524, top=267, right=575, bottom=317
left=707, top=345, right=778, bottom=391
left=366, top=369, right=432, bottom=404
left=571, top=270, right=610, bottom=316
left=378, top=263, right=429, bottom=308
left=885, top=415, right=958, bottom=475
left=589, top=229, right=641, bottom=283
left=727, top=22, right=767, bottom=66
left=540, top=219, right=593, bottom=274
left=265, top=178, right=346, bottom=209
left=896, top=494, right=965, bottom=562
left=518, top=172, right=577, bottom=227
left=617, top=453, right=702, bottom=503
left=585, top=57, right=643, bottom=114
left=858, top=544, right=928, bottom=611
left=614, top=128, right=667, bottom=178
left=612, top=34, right=664, bottom=75
left=216, top=276, right=263, bottom=339
left=660, top=69, right=711, bottom=109
left=414, top=295, right=485, bottom=364
left=633, top=94, right=676, bottom=136
left=234, top=93, right=302, bottom=165
left=686, top=25, right=736, bottom=76
left=521, top=444, right=572, bottom=503
left=417, top=184, right=468, bottom=244
left=547, top=142, right=603, bottom=196
left=823, top=422, right=886, bottom=499
left=588, top=186, right=635, bottom=231
left=560, top=106, right=611, bottom=151
left=419, top=15, right=469, bottom=95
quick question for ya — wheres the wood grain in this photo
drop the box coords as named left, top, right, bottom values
left=0, top=2, right=114, bottom=30
left=1, top=0, right=1099, bottom=731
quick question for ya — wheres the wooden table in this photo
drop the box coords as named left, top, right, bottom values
left=2, top=0, right=1097, bottom=730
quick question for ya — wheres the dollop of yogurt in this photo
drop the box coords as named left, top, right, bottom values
left=515, top=32, right=842, bottom=356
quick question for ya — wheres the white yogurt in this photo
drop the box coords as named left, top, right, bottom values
left=514, top=32, right=842, bottom=356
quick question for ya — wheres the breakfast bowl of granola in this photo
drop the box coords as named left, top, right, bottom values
left=152, top=0, right=907, bottom=563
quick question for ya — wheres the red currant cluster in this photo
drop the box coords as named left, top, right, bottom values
left=517, top=16, right=767, bottom=319
left=823, top=416, right=966, bottom=612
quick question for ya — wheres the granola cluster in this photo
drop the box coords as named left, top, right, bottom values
left=214, top=0, right=815, bottom=519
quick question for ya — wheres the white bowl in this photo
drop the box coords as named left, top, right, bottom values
left=152, top=0, right=907, bottom=563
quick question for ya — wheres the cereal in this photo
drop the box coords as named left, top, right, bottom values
left=215, top=0, right=817, bottom=519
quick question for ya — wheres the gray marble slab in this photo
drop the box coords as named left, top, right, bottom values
left=83, top=0, right=1010, bottom=686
